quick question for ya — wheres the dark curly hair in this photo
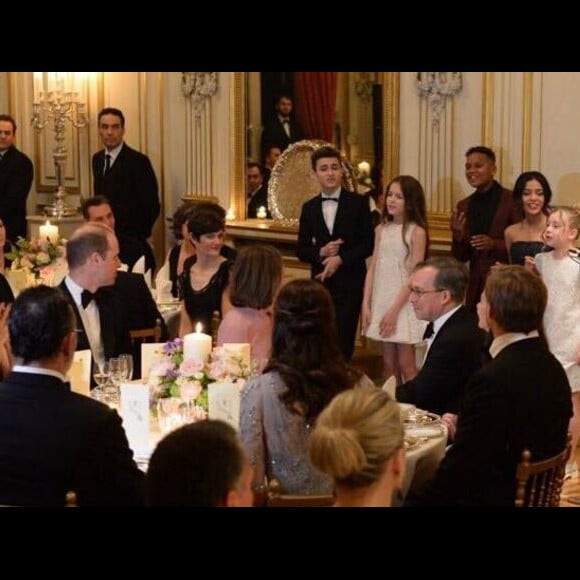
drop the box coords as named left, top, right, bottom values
left=264, top=278, right=361, bottom=423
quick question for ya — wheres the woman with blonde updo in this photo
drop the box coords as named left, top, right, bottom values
left=309, top=386, right=405, bottom=507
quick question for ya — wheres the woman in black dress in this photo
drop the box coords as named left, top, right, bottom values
left=177, top=203, right=234, bottom=338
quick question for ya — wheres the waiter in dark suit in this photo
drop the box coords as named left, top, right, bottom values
left=58, top=222, right=132, bottom=381
left=92, top=107, right=160, bottom=272
left=397, top=257, right=486, bottom=431
left=297, top=145, right=374, bottom=360
left=261, top=93, right=305, bottom=158
left=408, top=266, right=572, bottom=506
left=0, top=114, right=33, bottom=243
left=0, top=285, right=143, bottom=506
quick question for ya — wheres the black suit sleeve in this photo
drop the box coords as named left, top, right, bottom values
left=296, top=202, right=323, bottom=265
left=73, top=409, right=145, bottom=506
left=133, top=154, right=160, bottom=239
left=338, top=195, right=374, bottom=268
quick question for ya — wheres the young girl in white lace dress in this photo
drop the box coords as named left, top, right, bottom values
left=362, top=175, right=429, bottom=385
left=528, top=206, right=580, bottom=475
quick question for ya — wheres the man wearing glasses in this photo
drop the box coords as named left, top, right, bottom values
left=396, top=256, right=486, bottom=438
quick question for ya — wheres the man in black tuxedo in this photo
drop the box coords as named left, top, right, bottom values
left=0, top=114, right=33, bottom=243
left=408, top=265, right=572, bottom=506
left=58, top=223, right=132, bottom=381
left=246, top=162, right=271, bottom=219
left=397, top=257, right=486, bottom=430
left=81, top=194, right=145, bottom=270
left=0, top=285, right=144, bottom=506
left=261, top=93, right=305, bottom=158
left=297, top=145, right=374, bottom=360
left=92, top=107, right=160, bottom=271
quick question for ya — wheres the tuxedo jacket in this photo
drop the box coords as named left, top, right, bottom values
left=261, top=116, right=305, bottom=154
left=92, top=143, right=160, bottom=241
left=58, top=280, right=132, bottom=365
left=0, top=372, right=144, bottom=506
left=0, top=145, right=33, bottom=243
left=451, top=183, right=520, bottom=310
left=411, top=338, right=572, bottom=506
left=247, top=184, right=271, bottom=219
left=396, top=307, right=485, bottom=415
left=115, top=271, right=168, bottom=379
left=296, top=188, right=374, bottom=289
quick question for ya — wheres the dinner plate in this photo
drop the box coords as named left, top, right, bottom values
left=403, top=410, right=440, bottom=425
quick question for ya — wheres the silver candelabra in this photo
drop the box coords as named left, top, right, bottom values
left=31, top=81, right=88, bottom=217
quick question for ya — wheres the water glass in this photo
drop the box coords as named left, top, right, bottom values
left=119, top=353, right=134, bottom=381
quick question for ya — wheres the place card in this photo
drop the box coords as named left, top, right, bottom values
left=120, top=383, right=151, bottom=457
left=70, top=349, right=91, bottom=396
left=208, top=382, right=240, bottom=431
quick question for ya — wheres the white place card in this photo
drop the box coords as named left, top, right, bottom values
left=70, top=349, right=91, bottom=396
left=141, top=342, right=166, bottom=380
left=208, top=382, right=240, bottom=431
left=120, top=383, right=151, bottom=458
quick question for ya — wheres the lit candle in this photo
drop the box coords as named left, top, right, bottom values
left=357, top=161, right=371, bottom=177
left=256, top=206, right=267, bottom=219
left=223, top=343, right=251, bottom=369
left=226, top=207, right=236, bottom=221
left=39, top=220, right=59, bottom=244
left=183, top=322, right=212, bottom=364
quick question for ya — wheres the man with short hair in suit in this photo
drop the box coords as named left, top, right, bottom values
left=92, top=107, right=160, bottom=272
left=0, top=114, right=33, bottom=243
left=58, top=223, right=132, bottom=381
left=0, top=285, right=144, bottom=506
left=396, top=256, right=486, bottom=435
left=246, top=162, right=271, bottom=219
left=261, top=93, right=305, bottom=158
left=296, top=145, right=374, bottom=361
left=408, top=265, right=572, bottom=506
left=81, top=194, right=145, bottom=271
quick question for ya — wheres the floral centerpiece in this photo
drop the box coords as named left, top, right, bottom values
left=147, top=337, right=252, bottom=420
left=7, top=235, right=67, bottom=285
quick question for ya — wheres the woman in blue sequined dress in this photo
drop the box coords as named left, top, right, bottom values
left=239, top=279, right=374, bottom=501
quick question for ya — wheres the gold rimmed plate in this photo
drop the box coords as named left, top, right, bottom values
left=403, top=410, right=440, bottom=425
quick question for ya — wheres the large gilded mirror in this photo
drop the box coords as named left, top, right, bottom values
left=235, top=72, right=400, bottom=225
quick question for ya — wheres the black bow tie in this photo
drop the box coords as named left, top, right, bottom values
left=81, top=289, right=99, bottom=309
left=423, top=321, right=434, bottom=340
left=321, top=197, right=338, bottom=202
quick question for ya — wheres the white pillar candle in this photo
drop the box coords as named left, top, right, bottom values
left=183, top=322, right=212, bottom=364
left=256, top=206, right=267, bottom=219
left=39, top=220, right=59, bottom=244
left=224, top=343, right=251, bottom=369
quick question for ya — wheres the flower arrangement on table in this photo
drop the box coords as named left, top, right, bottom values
left=7, top=235, right=67, bottom=286
left=147, top=337, right=252, bottom=420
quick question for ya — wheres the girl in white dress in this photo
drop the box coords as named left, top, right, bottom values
left=528, top=206, right=580, bottom=475
left=362, top=176, right=428, bottom=385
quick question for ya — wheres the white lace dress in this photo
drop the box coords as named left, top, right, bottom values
left=536, top=251, right=580, bottom=392
left=364, top=222, right=426, bottom=344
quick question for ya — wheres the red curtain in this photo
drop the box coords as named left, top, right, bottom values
left=293, top=72, right=338, bottom=143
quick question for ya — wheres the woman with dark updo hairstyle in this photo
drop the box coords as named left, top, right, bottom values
left=239, top=278, right=375, bottom=501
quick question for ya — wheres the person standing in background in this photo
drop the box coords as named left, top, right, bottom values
left=450, top=146, right=519, bottom=312
left=296, top=145, right=374, bottom=361
left=92, top=108, right=160, bottom=272
left=261, top=93, right=305, bottom=158
left=246, top=162, right=271, bottom=219
left=0, top=114, right=33, bottom=244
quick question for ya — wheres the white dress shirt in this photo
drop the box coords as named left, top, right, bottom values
left=321, top=187, right=341, bottom=234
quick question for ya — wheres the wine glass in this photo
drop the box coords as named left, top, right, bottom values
left=119, top=353, right=134, bottom=381
left=92, top=360, right=110, bottom=388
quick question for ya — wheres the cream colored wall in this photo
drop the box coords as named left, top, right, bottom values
left=398, top=71, right=580, bottom=215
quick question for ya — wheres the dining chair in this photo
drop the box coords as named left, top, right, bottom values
left=265, top=477, right=335, bottom=508
left=514, top=433, right=572, bottom=507
left=129, top=318, right=163, bottom=343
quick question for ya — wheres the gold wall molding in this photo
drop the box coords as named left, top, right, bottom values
left=381, top=72, right=399, bottom=182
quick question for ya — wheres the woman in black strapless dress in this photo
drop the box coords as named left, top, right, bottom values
left=504, top=171, right=552, bottom=266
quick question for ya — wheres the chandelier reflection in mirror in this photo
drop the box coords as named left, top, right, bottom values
left=31, top=72, right=88, bottom=217
left=416, top=72, right=462, bottom=126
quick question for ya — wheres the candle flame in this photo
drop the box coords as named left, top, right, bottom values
left=44, top=219, right=51, bottom=226
left=195, top=322, right=203, bottom=333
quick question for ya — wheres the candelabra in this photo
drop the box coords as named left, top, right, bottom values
left=31, top=75, right=88, bottom=217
